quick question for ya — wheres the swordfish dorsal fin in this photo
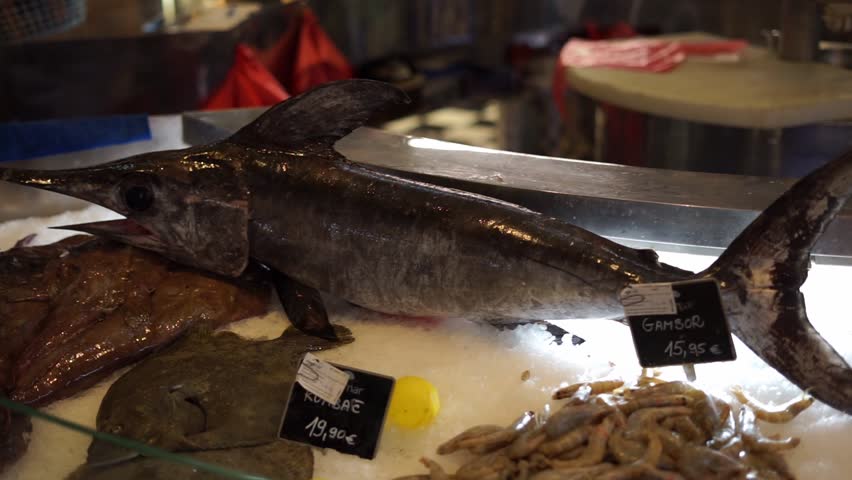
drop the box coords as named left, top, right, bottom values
left=229, top=79, right=410, bottom=150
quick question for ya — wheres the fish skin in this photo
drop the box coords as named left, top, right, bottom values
left=0, top=235, right=271, bottom=407
left=76, top=325, right=352, bottom=477
left=0, top=235, right=89, bottom=390
left=0, top=236, right=91, bottom=473
left=68, top=442, right=313, bottom=480
left=242, top=141, right=692, bottom=321
left=0, top=80, right=850, bottom=414
left=0, top=407, right=30, bottom=474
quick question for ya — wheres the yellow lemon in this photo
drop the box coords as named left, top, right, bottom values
left=388, top=376, right=440, bottom=429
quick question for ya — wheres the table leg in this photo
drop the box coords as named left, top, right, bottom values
left=594, top=104, right=607, bottom=163
left=769, top=127, right=783, bottom=177
left=748, top=128, right=784, bottom=177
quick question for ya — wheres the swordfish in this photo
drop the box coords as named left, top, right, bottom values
left=1, top=80, right=850, bottom=414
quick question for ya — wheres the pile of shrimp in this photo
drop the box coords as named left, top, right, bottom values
left=395, top=373, right=813, bottom=480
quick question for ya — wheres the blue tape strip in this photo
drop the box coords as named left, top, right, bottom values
left=0, top=115, right=152, bottom=163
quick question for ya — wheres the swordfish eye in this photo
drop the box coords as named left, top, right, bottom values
left=119, top=175, right=158, bottom=213
left=124, top=185, right=153, bottom=212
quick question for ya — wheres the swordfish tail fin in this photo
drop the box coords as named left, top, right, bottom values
left=705, top=149, right=852, bottom=414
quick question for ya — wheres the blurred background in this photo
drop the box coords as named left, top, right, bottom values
left=1, top=0, right=851, bottom=177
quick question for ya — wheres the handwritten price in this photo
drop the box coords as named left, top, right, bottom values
left=305, top=416, right=357, bottom=446
left=664, top=340, right=729, bottom=359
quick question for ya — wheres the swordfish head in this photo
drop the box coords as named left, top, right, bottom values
left=0, top=80, right=409, bottom=277
left=0, top=147, right=251, bottom=277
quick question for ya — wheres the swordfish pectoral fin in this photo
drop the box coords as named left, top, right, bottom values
left=706, top=149, right=852, bottom=415
left=268, top=270, right=338, bottom=341
left=279, top=324, right=355, bottom=352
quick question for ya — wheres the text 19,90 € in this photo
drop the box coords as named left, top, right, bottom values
left=305, top=416, right=357, bottom=446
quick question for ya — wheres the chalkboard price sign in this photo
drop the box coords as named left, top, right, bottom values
left=279, top=363, right=395, bottom=459
left=623, top=279, right=736, bottom=368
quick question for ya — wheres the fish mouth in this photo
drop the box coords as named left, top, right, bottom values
left=53, top=219, right=166, bottom=252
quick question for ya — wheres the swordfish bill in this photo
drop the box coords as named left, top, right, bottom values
left=1, top=80, right=850, bottom=414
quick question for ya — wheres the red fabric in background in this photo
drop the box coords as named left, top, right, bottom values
left=202, top=7, right=353, bottom=109
left=560, top=38, right=685, bottom=73
left=286, top=8, right=353, bottom=95
left=558, top=37, right=746, bottom=72
left=202, top=44, right=290, bottom=110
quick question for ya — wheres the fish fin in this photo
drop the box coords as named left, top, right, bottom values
left=636, top=248, right=661, bottom=265
left=280, top=324, right=354, bottom=350
left=179, top=434, right=268, bottom=451
left=228, top=79, right=409, bottom=150
left=706, top=149, right=852, bottom=414
left=85, top=440, right=140, bottom=468
left=270, top=272, right=339, bottom=340
left=12, top=233, right=37, bottom=249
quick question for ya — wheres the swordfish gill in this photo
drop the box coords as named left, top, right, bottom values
left=1, top=80, right=850, bottom=414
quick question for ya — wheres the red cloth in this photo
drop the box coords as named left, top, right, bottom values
left=202, top=44, right=290, bottom=110
left=560, top=38, right=685, bottom=72
left=203, top=8, right=352, bottom=109
left=287, top=8, right=353, bottom=95
left=558, top=37, right=747, bottom=72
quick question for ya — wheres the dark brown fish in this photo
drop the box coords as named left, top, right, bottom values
left=1, top=80, right=850, bottom=415
left=0, top=235, right=271, bottom=407
left=0, top=235, right=89, bottom=391
left=70, top=325, right=353, bottom=480
left=0, top=235, right=93, bottom=472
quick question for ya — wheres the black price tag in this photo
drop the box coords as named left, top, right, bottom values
left=622, top=279, right=736, bottom=368
left=279, top=363, right=394, bottom=459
